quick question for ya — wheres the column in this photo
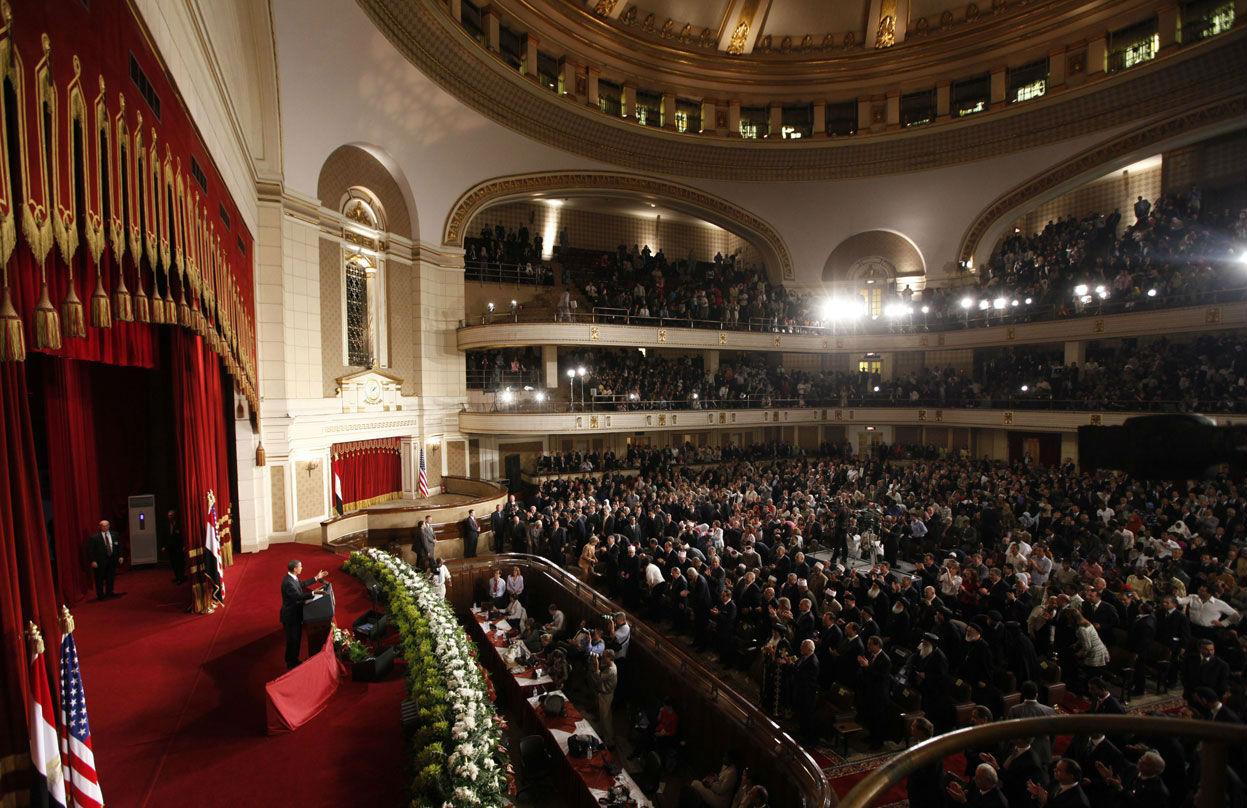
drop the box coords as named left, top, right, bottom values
left=877, top=351, right=895, bottom=381
left=767, top=102, right=782, bottom=138
left=661, top=92, right=677, bottom=129
left=1087, top=34, right=1107, bottom=76
left=859, top=97, right=876, bottom=132
left=728, top=99, right=742, bottom=136
left=586, top=67, right=600, bottom=108
left=542, top=345, right=559, bottom=389
left=990, top=67, right=1006, bottom=106
left=1048, top=49, right=1066, bottom=90
left=936, top=81, right=951, bottom=119
left=1064, top=340, right=1086, bottom=366
left=1158, top=4, right=1179, bottom=50
left=702, top=350, right=720, bottom=376
left=559, top=58, right=579, bottom=99
left=523, top=33, right=540, bottom=79
left=448, top=0, right=462, bottom=23
left=701, top=99, right=718, bottom=134
left=622, top=83, right=637, bottom=119
left=884, top=91, right=900, bottom=128
left=812, top=101, right=826, bottom=136
left=483, top=7, right=500, bottom=52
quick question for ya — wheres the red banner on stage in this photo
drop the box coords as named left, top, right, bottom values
left=264, top=631, right=345, bottom=735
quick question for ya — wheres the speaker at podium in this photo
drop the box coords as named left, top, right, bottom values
left=303, top=582, right=335, bottom=654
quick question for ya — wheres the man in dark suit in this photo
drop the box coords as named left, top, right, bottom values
left=1098, top=750, right=1169, bottom=808
left=163, top=510, right=186, bottom=584
left=989, top=738, right=1048, bottom=808
left=946, top=763, right=1008, bottom=808
left=490, top=504, right=506, bottom=553
left=463, top=508, right=480, bottom=558
left=1027, top=758, right=1090, bottom=807
left=280, top=560, right=328, bottom=669
left=87, top=520, right=125, bottom=600
left=857, top=635, right=893, bottom=749
left=793, top=639, right=821, bottom=744
left=1185, top=639, right=1230, bottom=700
left=906, top=718, right=944, bottom=808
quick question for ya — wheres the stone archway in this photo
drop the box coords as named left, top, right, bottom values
left=442, top=171, right=795, bottom=281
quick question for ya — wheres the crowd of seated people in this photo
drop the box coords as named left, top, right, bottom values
left=465, top=222, right=555, bottom=284
left=484, top=332, right=1247, bottom=412
left=466, top=347, right=541, bottom=390
left=535, top=440, right=821, bottom=474
left=486, top=441, right=1247, bottom=806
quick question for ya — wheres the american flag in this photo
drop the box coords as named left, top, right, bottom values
left=59, top=632, right=103, bottom=808
left=206, top=491, right=225, bottom=601
left=417, top=445, right=429, bottom=498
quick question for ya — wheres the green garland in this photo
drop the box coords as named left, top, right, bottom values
left=344, top=549, right=510, bottom=807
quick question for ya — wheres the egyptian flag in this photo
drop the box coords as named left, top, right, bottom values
left=29, top=630, right=67, bottom=808
left=333, top=472, right=344, bottom=515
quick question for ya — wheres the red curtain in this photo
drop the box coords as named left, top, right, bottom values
left=43, top=359, right=103, bottom=602
left=330, top=439, right=403, bottom=511
left=0, top=363, right=63, bottom=799
left=170, top=331, right=232, bottom=601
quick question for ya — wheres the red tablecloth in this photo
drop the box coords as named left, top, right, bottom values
left=568, top=750, right=618, bottom=792
left=264, top=631, right=346, bottom=734
left=537, top=698, right=583, bottom=734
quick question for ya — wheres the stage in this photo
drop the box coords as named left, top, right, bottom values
left=71, top=546, right=404, bottom=808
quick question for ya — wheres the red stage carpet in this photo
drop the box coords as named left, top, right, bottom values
left=71, top=546, right=404, bottom=808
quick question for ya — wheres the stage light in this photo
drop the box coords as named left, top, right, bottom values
left=566, top=369, right=575, bottom=379
left=873, top=386, right=880, bottom=392
left=500, top=389, right=515, bottom=404
left=1239, top=249, right=1247, bottom=265
left=1021, top=385, right=1029, bottom=392
left=577, top=366, right=586, bottom=377
left=1147, top=288, right=1158, bottom=297
left=629, top=392, right=639, bottom=401
left=523, top=385, right=533, bottom=391
left=884, top=304, right=899, bottom=318
left=978, top=300, right=990, bottom=310
left=960, top=297, right=973, bottom=309
left=1080, top=295, right=1093, bottom=304
left=1097, top=289, right=1109, bottom=299
left=510, top=299, right=518, bottom=307
left=486, top=301, right=495, bottom=312
left=535, top=391, right=546, bottom=402
left=692, top=392, right=699, bottom=399
left=921, top=305, right=930, bottom=314
left=1011, top=300, right=1019, bottom=307
left=1024, top=298, right=1033, bottom=305
left=992, top=298, right=1006, bottom=310
left=1074, top=284, right=1088, bottom=296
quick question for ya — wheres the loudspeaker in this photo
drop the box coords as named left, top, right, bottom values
left=352, top=645, right=397, bottom=682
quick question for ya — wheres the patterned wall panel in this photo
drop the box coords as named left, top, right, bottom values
left=1163, top=129, right=1247, bottom=192
left=316, top=144, right=414, bottom=239
left=1016, top=162, right=1162, bottom=237
left=427, top=442, right=443, bottom=486
left=295, top=461, right=326, bottom=523
left=270, top=466, right=287, bottom=533
left=320, top=238, right=350, bottom=397
left=447, top=439, right=468, bottom=476
left=388, top=259, right=418, bottom=395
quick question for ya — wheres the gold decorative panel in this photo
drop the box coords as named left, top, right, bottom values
left=1003, top=411, right=1014, bottom=425
left=295, top=461, right=326, bottom=523
left=447, top=439, right=468, bottom=477
left=657, top=328, right=668, bottom=343
left=1094, top=319, right=1105, bottom=334
left=1089, top=414, right=1103, bottom=425
left=270, top=466, right=287, bottom=533
left=1206, top=307, right=1222, bottom=324
left=591, top=325, right=600, bottom=340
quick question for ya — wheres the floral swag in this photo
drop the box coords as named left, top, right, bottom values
left=343, top=548, right=511, bottom=807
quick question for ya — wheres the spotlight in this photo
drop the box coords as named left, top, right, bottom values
left=523, top=385, right=533, bottom=391
left=629, top=392, right=639, bottom=401
left=535, top=391, right=546, bottom=403
left=1239, top=250, right=1247, bottom=265
left=1011, top=299, right=1019, bottom=307
left=978, top=300, right=990, bottom=310
left=1147, top=288, right=1157, bottom=297
left=921, top=305, right=930, bottom=314
left=873, top=386, right=880, bottom=392
left=500, top=389, right=515, bottom=404
left=960, top=297, right=973, bottom=309
left=992, top=298, right=1006, bottom=310
left=1080, top=295, right=1093, bottom=304
left=577, top=366, right=586, bottom=377
left=1024, top=297, right=1033, bottom=305
left=1096, top=289, right=1108, bottom=299
left=1094, top=285, right=1106, bottom=295
left=487, top=301, right=495, bottom=312
left=510, top=299, right=518, bottom=307
left=1021, top=385, right=1029, bottom=392
left=1074, top=284, right=1088, bottom=296
left=692, top=392, right=699, bottom=399
left=566, top=369, right=575, bottom=379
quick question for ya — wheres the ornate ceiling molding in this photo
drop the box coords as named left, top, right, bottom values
left=957, top=94, right=1247, bottom=264
left=357, top=0, right=1247, bottom=181
left=443, top=170, right=795, bottom=280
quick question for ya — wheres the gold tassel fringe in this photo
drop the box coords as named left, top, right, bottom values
left=114, top=270, right=134, bottom=323
left=0, top=285, right=25, bottom=361
left=133, top=287, right=151, bottom=323
left=177, top=300, right=192, bottom=328
left=150, top=290, right=166, bottom=324
left=62, top=285, right=86, bottom=339
left=91, top=275, right=112, bottom=328
left=34, top=283, right=62, bottom=350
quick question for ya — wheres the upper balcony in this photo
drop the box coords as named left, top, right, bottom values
left=459, top=292, right=1247, bottom=354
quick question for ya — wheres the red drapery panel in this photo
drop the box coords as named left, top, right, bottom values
left=330, top=439, right=403, bottom=511
left=43, top=359, right=103, bottom=603
left=264, top=631, right=346, bottom=734
left=0, top=363, right=63, bottom=799
left=171, top=330, right=232, bottom=613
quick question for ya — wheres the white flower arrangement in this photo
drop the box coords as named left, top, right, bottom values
left=345, top=548, right=509, bottom=807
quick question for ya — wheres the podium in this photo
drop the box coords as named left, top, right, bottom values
left=303, top=582, right=335, bottom=655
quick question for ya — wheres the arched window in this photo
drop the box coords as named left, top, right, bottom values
left=344, top=251, right=374, bottom=367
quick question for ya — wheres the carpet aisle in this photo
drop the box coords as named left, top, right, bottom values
left=72, top=546, right=405, bottom=808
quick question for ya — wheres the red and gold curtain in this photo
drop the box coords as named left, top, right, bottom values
left=331, top=439, right=404, bottom=512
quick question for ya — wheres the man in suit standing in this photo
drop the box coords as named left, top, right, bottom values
left=463, top=509, right=480, bottom=558
left=415, top=517, right=436, bottom=570
left=857, top=635, right=893, bottom=749
left=1027, top=758, right=1090, bottom=807
left=490, top=504, right=506, bottom=553
left=87, top=520, right=124, bottom=600
left=793, top=639, right=821, bottom=744
left=163, top=510, right=186, bottom=585
left=280, top=560, right=328, bottom=669
left=1007, top=681, right=1057, bottom=766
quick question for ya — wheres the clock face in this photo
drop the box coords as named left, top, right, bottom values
left=363, top=379, right=382, bottom=404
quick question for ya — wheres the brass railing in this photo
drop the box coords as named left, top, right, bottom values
left=839, top=713, right=1247, bottom=808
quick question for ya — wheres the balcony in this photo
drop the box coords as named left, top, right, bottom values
left=458, top=296, right=1247, bottom=355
